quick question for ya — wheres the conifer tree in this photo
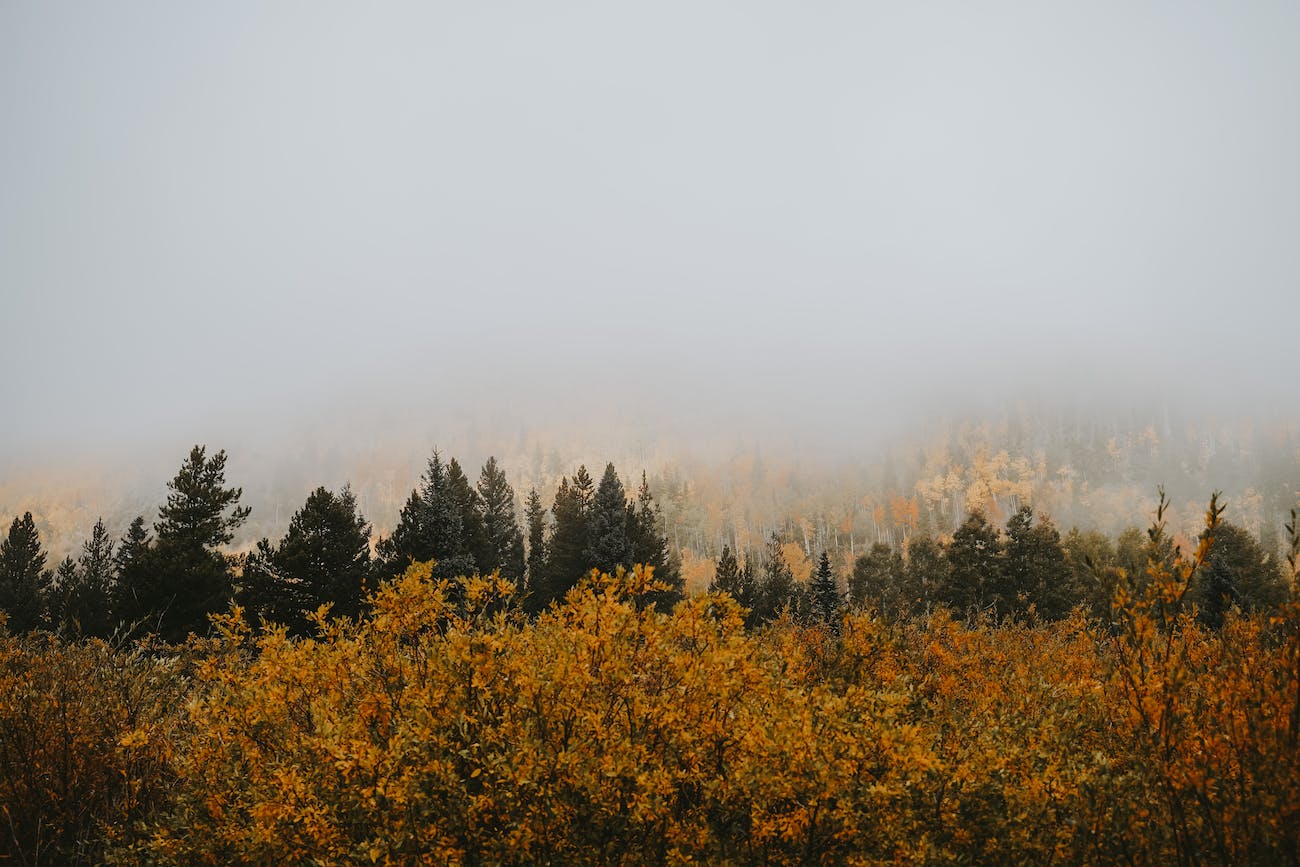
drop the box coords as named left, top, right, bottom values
left=534, top=467, right=595, bottom=613
left=1000, top=506, right=1068, bottom=619
left=476, top=457, right=525, bottom=587
left=753, top=533, right=795, bottom=625
left=51, top=518, right=115, bottom=637
left=148, top=446, right=249, bottom=642
left=1195, top=520, right=1286, bottom=627
left=942, top=510, right=1000, bottom=616
left=524, top=487, right=547, bottom=591
left=112, top=515, right=153, bottom=630
left=586, top=463, right=632, bottom=575
left=710, top=545, right=741, bottom=596
left=241, top=486, right=373, bottom=636
left=448, top=458, right=489, bottom=573
left=0, top=512, right=52, bottom=633
left=810, top=550, right=841, bottom=630
left=376, top=451, right=473, bottom=580
left=850, top=542, right=905, bottom=614
left=904, top=534, right=947, bottom=614
left=627, top=471, right=682, bottom=611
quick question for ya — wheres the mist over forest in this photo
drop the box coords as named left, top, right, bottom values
left=4, top=2, right=1300, bottom=863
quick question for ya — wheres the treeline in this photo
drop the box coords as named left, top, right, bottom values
left=708, top=499, right=1290, bottom=631
left=0, top=445, right=681, bottom=641
left=2, top=499, right=1299, bottom=864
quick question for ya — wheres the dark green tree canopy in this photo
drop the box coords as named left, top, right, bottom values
left=0, top=512, right=51, bottom=633
left=50, top=517, right=115, bottom=638
left=586, top=463, right=631, bottom=576
left=477, top=457, right=526, bottom=587
left=154, top=446, right=250, bottom=548
left=942, top=510, right=1001, bottom=615
left=242, top=485, right=373, bottom=636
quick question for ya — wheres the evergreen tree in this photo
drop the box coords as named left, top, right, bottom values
left=477, top=457, right=526, bottom=589
left=850, top=543, right=905, bottom=615
left=1000, top=506, right=1069, bottom=619
left=241, top=486, right=373, bottom=636
left=586, top=463, right=632, bottom=575
left=1195, top=520, right=1286, bottom=628
left=810, top=551, right=841, bottom=630
left=942, top=510, right=1000, bottom=616
left=148, top=446, right=249, bottom=642
left=448, top=457, right=489, bottom=573
left=51, top=518, right=115, bottom=637
left=534, top=467, right=595, bottom=613
left=376, top=451, right=473, bottom=580
left=112, top=516, right=153, bottom=630
left=0, top=512, right=52, bottom=633
left=710, top=545, right=741, bottom=595
left=752, top=533, right=795, bottom=625
left=904, top=534, right=948, bottom=614
left=627, top=472, right=682, bottom=612
left=524, top=487, right=547, bottom=591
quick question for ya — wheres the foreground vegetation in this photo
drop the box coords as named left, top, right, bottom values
left=2, top=495, right=1299, bottom=864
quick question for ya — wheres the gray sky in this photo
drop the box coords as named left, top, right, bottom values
left=3, top=1, right=1299, bottom=466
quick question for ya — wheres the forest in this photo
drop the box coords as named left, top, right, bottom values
left=1, top=441, right=1299, bottom=863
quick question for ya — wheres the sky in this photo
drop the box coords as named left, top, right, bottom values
left=3, top=1, right=1299, bottom=468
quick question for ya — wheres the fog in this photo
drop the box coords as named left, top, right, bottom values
left=3, top=1, right=1299, bottom=477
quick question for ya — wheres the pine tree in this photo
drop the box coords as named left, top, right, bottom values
left=376, top=451, right=473, bottom=580
left=627, top=471, right=682, bottom=612
left=850, top=543, right=904, bottom=614
left=810, top=551, right=841, bottom=630
left=942, top=510, right=1000, bottom=616
left=904, top=534, right=947, bottom=614
left=524, top=487, right=547, bottom=593
left=112, top=516, right=153, bottom=630
left=148, top=446, right=249, bottom=642
left=753, top=533, right=795, bottom=625
left=51, top=518, right=115, bottom=637
left=1195, top=520, right=1286, bottom=627
left=448, top=457, right=489, bottom=574
left=477, top=457, right=526, bottom=588
left=1000, top=506, right=1068, bottom=619
left=534, top=467, right=595, bottom=613
left=710, top=545, right=741, bottom=595
left=241, top=486, right=373, bottom=636
left=586, top=463, right=631, bottom=575
left=0, top=512, right=52, bottom=633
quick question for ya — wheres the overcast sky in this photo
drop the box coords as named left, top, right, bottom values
left=3, top=1, right=1298, bottom=465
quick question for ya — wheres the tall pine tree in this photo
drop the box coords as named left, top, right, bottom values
left=0, top=512, right=52, bottom=633
left=810, top=551, right=841, bottom=630
left=533, top=467, right=594, bottom=614
left=148, top=446, right=250, bottom=642
left=50, top=517, right=115, bottom=637
left=942, top=510, right=1000, bottom=616
left=477, top=457, right=526, bottom=589
left=376, top=451, right=474, bottom=580
left=753, top=533, right=795, bottom=625
left=627, top=471, right=682, bottom=612
left=524, top=487, right=547, bottom=593
left=586, top=463, right=631, bottom=575
left=241, top=486, right=373, bottom=636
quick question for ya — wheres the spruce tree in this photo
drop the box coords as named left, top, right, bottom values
left=710, top=545, right=741, bottom=596
left=524, top=487, right=547, bottom=592
left=904, top=534, right=947, bottom=614
left=586, top=463, right=632, bottom=575
left=241, top=486, right=373, bottom=635
left=51, top=518, right=115, bottom=637
left=148, top=446, right=249, bottom=642
left=376, top=451, right=473, bottom=580
left=533, top=469, right=594, bottom=614
left=448, top=457, right=489, bottom=573
left=1195, top=521, right=1286, bottom=627
left=810, top=551, right=841, bottom=630
left=627, top=471, right=682, bottom=611
left=0, top=512, right=52, bottom=633
left=477, top=457, right=526, bottom=588
left=753, top=533, right=795, bottom=625
left=942, top=510, right=1000, bottom=616
left=1001, top=506, right=1068, bottom=620
left=112, top=516, right=153, bottom=630
left=850, top=543, right=905, bottom=614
